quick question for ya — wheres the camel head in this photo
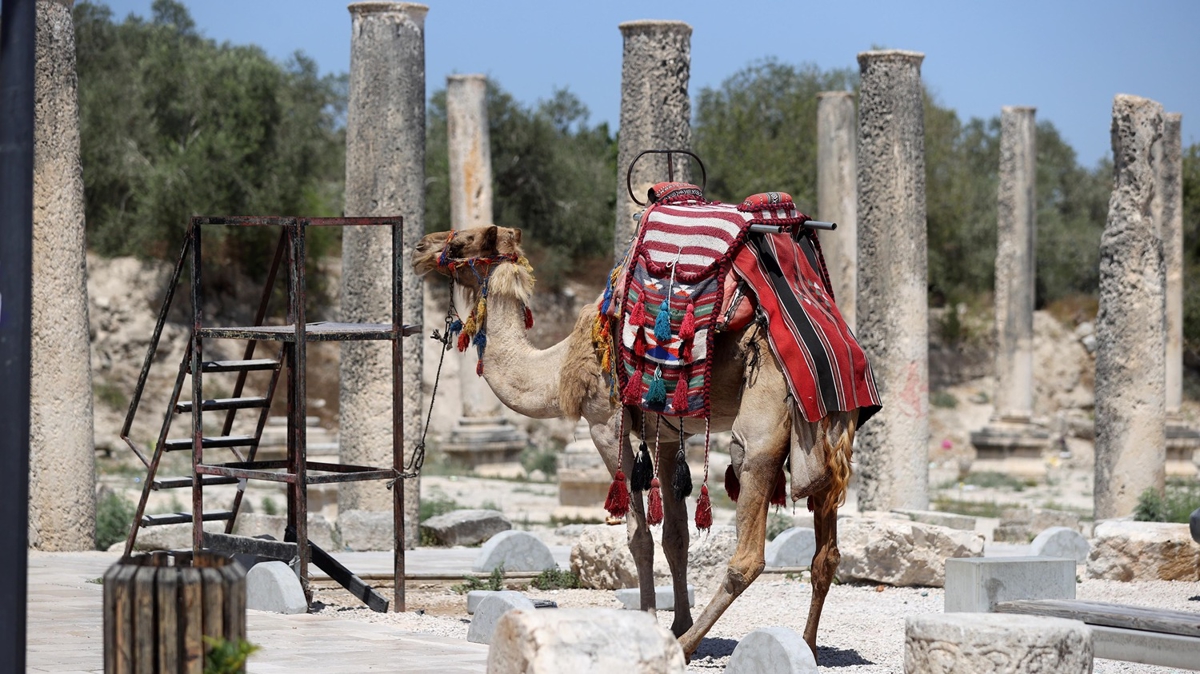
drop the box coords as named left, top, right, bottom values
left=412, top=225, right=525, bottom=287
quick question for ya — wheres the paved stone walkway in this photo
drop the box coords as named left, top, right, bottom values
left=27, top=551, right=488, bottom=673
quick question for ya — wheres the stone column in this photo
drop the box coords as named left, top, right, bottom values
left=614, top=20, right=692, bottom=260
left=1160, top=113, right=1199, bottom=476
left=29, top=0, right=95, bottom=552
left=969, top=107, right=1050, bottom=478
left=817, top=91, right=858, bottom=330
left=854, top=50, right=929, bottom=512
left=1095, top=95, right=1166, bottom=520
left=341, top=1, right=427, bottom=549
left=441, top=74, right=527, bottom=470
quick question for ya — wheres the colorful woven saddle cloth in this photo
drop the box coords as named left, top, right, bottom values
left=614, top=185, right=811, bottom=418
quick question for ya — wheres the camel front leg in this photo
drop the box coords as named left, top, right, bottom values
left=590, top=410, right=656, bottom=615
left=802, top=485, right=840, bottom=663
left=657, top=440, right=693, bottom=637
left=677, top=443, right=782, bottom=657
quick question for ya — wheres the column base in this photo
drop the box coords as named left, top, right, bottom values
left=969, top=418, right=1052, bottom=479
left=440, top=416, right=529, bottom=470
left=1166, top=418, right=1200, bottom=478
left=557, top=421, right=610, bottom=508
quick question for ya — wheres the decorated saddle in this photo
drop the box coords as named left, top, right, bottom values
left=597, top=182, right=881, bottom=528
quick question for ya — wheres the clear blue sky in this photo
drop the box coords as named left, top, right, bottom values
left=96, top=0, right=1199, bottom=166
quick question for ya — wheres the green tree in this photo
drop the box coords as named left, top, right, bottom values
left=425, top=81, right=616, bottom=286
left=75, top=0, right=346, bottom=274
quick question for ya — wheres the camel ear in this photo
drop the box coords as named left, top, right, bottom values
left=513, top=228, right=522, bottom=244
left=481, top=225, right=499, bottom=254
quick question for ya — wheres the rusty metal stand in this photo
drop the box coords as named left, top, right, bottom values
left=121, top=215, right=417, bottom=612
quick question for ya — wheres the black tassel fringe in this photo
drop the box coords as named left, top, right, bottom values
left=631, top=442, right=653, bottom=492
left=672, top=449, right=692, bottom=501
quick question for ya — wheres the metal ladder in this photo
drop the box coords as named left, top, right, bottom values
left=121, top=225, right=287, bottom=557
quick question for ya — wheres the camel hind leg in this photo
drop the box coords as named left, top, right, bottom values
left=656, top=438, right=693, bottom=637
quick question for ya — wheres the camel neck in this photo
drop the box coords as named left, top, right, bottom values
left=473, top=276, right=568, bottom=419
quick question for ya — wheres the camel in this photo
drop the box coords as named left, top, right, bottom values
left=412, top=224, right=859, bottom=662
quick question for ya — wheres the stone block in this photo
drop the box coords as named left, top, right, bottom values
left=468, top=593, right=535, bottom=645
left=905, top=613, right=1092, bottom=673
left=233, top=513, right=339, bottom=552
left=892, top=509, right=976, bottom=531
left=838, top=517, right=984, bottom=587
left=1030, top=526, right=1089, bottom=563
left=486, top=607, right=685, bottom=673
left=467, top=590, right=528, bottom=615
left=614, top=585, right=694, bottom=610
left=126, top=521, right=225, bottom=552
left=246, top=561, right=308, bottom=615
left=420, top=509, right=511, bottom=547
left=1087, top=520, right=1200, bottom=581
left=994, top=508, right=1080, bottom=543
left=725, top=627, right=817, bottom=674
left=944, top=557, right=1076, bottom=613
left=569, top=524, right=670, bottom=590
left=337, top=509, right=394, bottom=551
left=764, top=527, right=816, bottom=568
left=687, top=524, right=740, bottom=595
left=473, top=530, right=556, bottom=573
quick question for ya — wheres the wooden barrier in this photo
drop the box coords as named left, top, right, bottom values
left=103, top=551, right=246, bottom=674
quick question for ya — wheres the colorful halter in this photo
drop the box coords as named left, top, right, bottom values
left=435, top=231, right=534, bottom=375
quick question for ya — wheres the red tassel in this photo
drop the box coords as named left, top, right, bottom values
left=523, top=305, right=534, bottom=329
left=771, top=471, right=787, bottom=507
left=456, top=331, right=470, bottom=352
left=647, top=477, right=664, bottom=525
left=629, top=299, right=645, bottom=329
left=622, top=367, right=643, bottom=405
left=679, top=302, right=696, bottom=341
left=695, top=484, right=713, bottom=530
left=724, top=464, right=740, bottom=502
left=476, top=359, right=484, bottom=376
left=672, top=377, right=688, bottom=412
left=635, top=334, right=646, bottom=357
left=605, top=470, right=630, bottom=519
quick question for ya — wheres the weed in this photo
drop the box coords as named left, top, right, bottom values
left=549, top=513, right=604, bottom=526
left=95, top=491, right=136, bottom=550
left=419, top=487, right=461, bottom=522
left=451, top=565, right=506, bottom=594
left=203, top=636, right=259, bottom=674
left=931, top=497, right=1003, bottom=519
left=931, top=390, right=958, bottom=409
left=480, top=500, right=502, bottom=512
left=94, top=381, right=129, bottom=411
left=519, top=444, right=561, bottom=477
left=530, top=568, right=579, bottom=590
left=260, top=496, right=279, bottom=516
left=767, top=512, right=791, bottom=541
left=88, top=577, right=104, bottom=585
left=1134, top=483, right=1200, bottom=523
left=959, top=471, right=1029, bottom=491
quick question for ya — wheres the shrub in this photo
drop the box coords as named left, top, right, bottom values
left=1134, top=483, right=1200, bottom=523
left=530, top=568, right=579, bottom=590
left=95, top=491, right=136, bottom=550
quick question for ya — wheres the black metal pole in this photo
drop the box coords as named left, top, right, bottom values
left=0, top=0, right=36, bottom=671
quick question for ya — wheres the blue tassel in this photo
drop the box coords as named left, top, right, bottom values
left=654, top=298, right=671, bottom=341
left=448, top=318, right=463, bottom=335
left=599, top=285, right=613, bottom=316
left=646, top=367, right=667, bottom=405
left=473, top=330, right=487, bottom=349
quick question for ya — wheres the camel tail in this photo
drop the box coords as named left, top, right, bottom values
left=821, top=411, right=859, bottom=508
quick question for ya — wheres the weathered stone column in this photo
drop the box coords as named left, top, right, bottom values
left=970, top=107, right=1050, bottom=478
left=29, top=0, right=95, bottom=552
left=1160, top=113, right=1199, bottom=476
left=854, top=50, right=929, bottom=512
left=442, top=74, right=527, bottom=470
left=341, top=1, right=427, bottom=549
left=614, top=20, right=692, bottom=260
left=817, top=91, right=858, bottom=330
left=1095, top=94, right=1166, bottom=520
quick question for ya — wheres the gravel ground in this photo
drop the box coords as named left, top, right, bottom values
left=314, top=577, right=1200, bottom=673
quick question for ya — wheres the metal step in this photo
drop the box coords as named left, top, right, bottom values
left=193, top=358, right=278, bottom=374
left=163, top=435, right=256, bottom=452
left=152, top=475, right=240, bottom=490
left=141, top=510, right=235, bottom=527
left=174, top=396, right=269, bottom=413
